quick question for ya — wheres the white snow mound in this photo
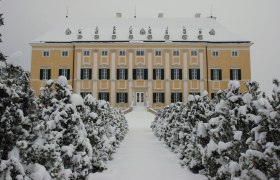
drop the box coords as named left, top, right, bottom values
left=72, top=94, right=84, bottom=106
left=57, top=76, right=68, bottom=87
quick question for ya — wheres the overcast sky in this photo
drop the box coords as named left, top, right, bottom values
left=1, top=0, right=280, bottom=95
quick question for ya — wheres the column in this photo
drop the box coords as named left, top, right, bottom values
left=76, top=50, right=81, bottom=94
left=128, top=49, right=133, bottom=107
left=183, top=49, right=188, bottom=103
left=110, top=49, right=116, bottom=107
left=93, top=49, right=98, bottom=99
left=165, top=49, right=170, bottom=105
left=148, top=49, right=152, bottom=107
left=199, top=50, right=204, bottom=95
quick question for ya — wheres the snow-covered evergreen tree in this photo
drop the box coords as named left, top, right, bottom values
left=181, top=93, right=212, bottom=173
left=0, top=45, right=35, bottom=180
left=0, top=13, right=6, bottom=62
left=20, top=76, right=93, bottom=179
left=239, top=80, right=280, bottom=179
left=83, top=95, right=128, bottom=172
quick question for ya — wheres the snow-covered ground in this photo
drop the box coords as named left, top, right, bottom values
left=88, top=106, right=206, bottom=180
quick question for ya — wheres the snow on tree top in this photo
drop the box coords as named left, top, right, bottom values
left=32, top=17, right=251, bottom=43
left=228, top=80, right=240, bottom=91
left=57, top=76, right=68, bottom=87
left=71, top=93, right=84, bottom=107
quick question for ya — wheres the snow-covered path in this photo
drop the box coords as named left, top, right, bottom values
left=89, top=106, right=206, bottom=180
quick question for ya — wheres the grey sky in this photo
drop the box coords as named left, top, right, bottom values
left=1, top=0, right=280, bottom=95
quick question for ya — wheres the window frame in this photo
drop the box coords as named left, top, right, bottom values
left=189, top=92, right=200, bottom=96
left=83, top=50, right=90, bottom=56
left=119, top=93, right=126, bottom=103
left=212, top=50, right=220, bottom=57
left=155, top=93, right=162, bottom=103
left=60, top=68, right=68, bottom=77
left=119, top=50, right=126, bottom=56
left=191, top=50, right=198, bottom=57
left=100, top=68, right=108, bottom=80
left=231, top=69, right=239, bottom=80
left=155, top=69, right=162, bottom=80
left=101, top=50, right=108, bottom=56
left=212, top=69, right=220, bottom=80
left=42, top=50, right=50, bottom=57
left=84, top=68, right=90, bottom=80
left=119, top=68, right=126, bottom=80
left=61, top=50, right=69, bottom=57
left=41, top=69, right=49, bottom=80
left=191, top=69, right=198, bottom=80
left=81, top=92, right=91, bottom=98
left=99, top=92, right=109, bottom=101
left=173, top=50, right=180, bottom=56
left=155, top=50, right=162, bottom=56
left=136, top=50, right=145, bottom=56
left=173, top=69, right=180, bottom=80
left=136, top=68, right=144, bottom=80
left=231, top=50, right=239, bottom=57
left=173, top=93, right=181, bottom=102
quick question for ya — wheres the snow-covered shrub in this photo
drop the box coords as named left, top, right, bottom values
left=83, top=94, right=128, bottom=172
left=19, top=76, right=93, bottom=179
left=152, top=80, right=280, bottom=179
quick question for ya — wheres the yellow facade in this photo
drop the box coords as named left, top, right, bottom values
left=30, top=42, right=251, bottom=109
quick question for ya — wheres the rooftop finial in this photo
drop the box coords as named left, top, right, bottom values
left=208, top=2, right=217, bottom=20
left=66, top=0, right=70, bottom=18
left=134, top=6, right=137, bottom=18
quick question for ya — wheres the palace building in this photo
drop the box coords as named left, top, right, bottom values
left=30, top=13, right=252, bottom=109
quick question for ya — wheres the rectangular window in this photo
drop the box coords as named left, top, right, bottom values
left=211, top=93, right=216, bottom=99
left=230, top=69, right=241, bottom=80
left=99, top=92, right=109, bottom=101
left=174, top=69, right=180, bottom=80
left=171, top=69, right=182, bottom=80
left=43, top=50, right=50, bottom=57
left=119, top=69, right=126, bottom=80
left=101, top=50, right=108, bottom=56
left=84, top=50, right=90, bottom=56
left=154, top=93, right=164, bottom=103
left=117, top=92, right=128, bottom=103
left=136, top=50, right=144, bottom=56
left=212, top=50, right=219, bottom=57
left=81, top=92, right=91, bottom=98
left=81, top=68, right=92, bottom=80
left=171, top=93, right=182, bottom=103
left=136, top=69, right=144, bottom=79
left=40, top=69, right=51, bottom=80
left=155, top=50, right=161, bottom=56
left=232, top=50, right=238, bottom=57
left=61, top=50, right=69, bottom=57
left=100, top=69, right=108, bottom=80
left=189, top=69, right=200, bottom=80
left=153, top=69, right=164, bottom=80
left=191, top=50, right=198, bottom=57
left=211, top=69, right=222, bottom=80
left=173, top=50, right=179, bottom=56
left=119, top=50, right=126, bottom=56
left=155, top=69, right=162, bottom=80
left=189, top=92, right=200, bottom=96
left=59, top=68, right=70, bottom=80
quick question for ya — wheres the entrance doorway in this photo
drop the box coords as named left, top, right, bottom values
left=136, top=92, right=145, bottom=106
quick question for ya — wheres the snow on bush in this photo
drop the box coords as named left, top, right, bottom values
left=0, top=67, right=128, bottom=179
left=151, top=80, right=280, bottom=179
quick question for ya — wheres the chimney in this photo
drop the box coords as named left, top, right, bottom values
left=158, top=13, right=164, bottom=18
left=195, top=13, right=201, bottom=18
left=116, top=12, right=122, bottom=18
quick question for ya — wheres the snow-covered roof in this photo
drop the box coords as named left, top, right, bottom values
left=33, top=17, right=250, bottom=43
